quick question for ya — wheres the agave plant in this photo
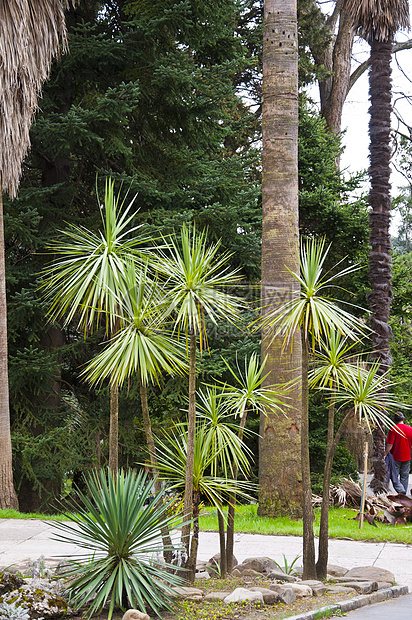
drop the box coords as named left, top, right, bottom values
left=51, top=468, right=184, bottom=618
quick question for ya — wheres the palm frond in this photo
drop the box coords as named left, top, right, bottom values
left=0, top=0, right=72, bottom=197
left=342, top=0, right=409, bottom=41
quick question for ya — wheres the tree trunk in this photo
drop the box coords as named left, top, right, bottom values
left=187, top=490, right=200, bottom=584
left=301, top=333, right=316, bottom=579
left=217, top=509, right=227, bottom=577
left=108, top=381, right=119, bottom=474
left=259, top=0, right=303, bottom=519
left=226, top=408, right=247, bottom=573
left=140, top=378, right=174, bottom=565
left=368, top=39, right=393, bottom=492
left=316, top=395, right=335, bottom=580
left=0, top=187, right=19, bottom=510
left=316, top=6, right=356, bottom=134
left=181, top=330, right=197, bottom=559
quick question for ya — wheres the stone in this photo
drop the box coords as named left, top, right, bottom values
left=223, top=588, right=264, bottom=604
left=0, top=585, right=71, bottom=618
left=267, top=569, right=298, bottom=582
left=122, top=611, right=150, bottom=620
left=339, top=580, right=378, bottom=594
left=377, top=582, right=393, bottom=590
left=204, top=591, right=231, bottom=602
left=231, top=568, right=242, bottom=577
left=195, top=571, right=210, bottom=580
left=239, top=568, right=261, bottom=578
left=269, top=584, right=296, bottom=604
left=343, top=566, right=395, bottom=584
left=327, top=564, right=348, bottom=577
left=289, top=583, right=312, bottom=598
left=170, top=586, right=204, bottom=601
left=326, top=585, right=356, bottom=594
left=300, top=580, right=326, bottom=596
left=206, top=553, right=237, bottom=578
left=237, top=557, right=279, bottom=575
left=0, top=572, right=24, bottom=596
left=250, top=586, right=279, bottom=604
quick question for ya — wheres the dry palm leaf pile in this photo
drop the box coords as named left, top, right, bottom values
left=313, top=477, right=412, bottom=526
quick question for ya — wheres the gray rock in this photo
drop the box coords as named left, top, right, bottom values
left=289, top=583, right=312, bottom=598
left=377, top=581, right=393, bottom=590
left=122, top=611, right=151, bottom=620
left=223, top=588, right=264, bottom=604
left=326, top=585, right=356, bottom=594
left=195, top=571, right=210, bottom=580
left=268, top=569, right=299, bottom=582
left=231, top=568, right=242, bottom=577
left=170, top=586, right=204, bottom=601
left=237, top=557, right=279, bottom=575
left=327, top=564, right=348, bottom=577
left=206, top=553, right=238, bottom=578
left=239, top=568, right=261, bottom=578
left=204, top=591, right=231, bottom=601
left=343, top=566, right=394, bottom=584
left=250, top=586, right=279, bottom=604
left=269, top=584, right=296, bottom=604
left=339, top=580, right=378, bottom=594
left=300, top=580, right=326, bottom=596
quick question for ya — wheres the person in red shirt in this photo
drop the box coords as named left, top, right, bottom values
left=385, top=412, right=412, bottom=494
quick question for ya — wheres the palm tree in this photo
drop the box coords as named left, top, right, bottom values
left=155, top=224, right=243, bottom=559
left=83, top=261, right=187, bottom=485
left=341, top=0, right=410, bottom=490
left=259, top=238, right=366, bottom=579
left=42, top=178, right=150, bottom=472
left=155, top=416, right=253, bottom=582
left=310, top=334, right=403, bottom=579
left=260, top=0, right=302, bottom=519
left=0, top=0, right=70, bottom=509
left=216, top=354, right=289, bottom=573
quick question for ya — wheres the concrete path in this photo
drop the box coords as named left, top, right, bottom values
left=1, top=519, right=411, bottom=586
left=0, top=519, right=410, bottom=616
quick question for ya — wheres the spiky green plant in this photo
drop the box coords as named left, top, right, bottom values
left=51, top=468, right=184, bottom=618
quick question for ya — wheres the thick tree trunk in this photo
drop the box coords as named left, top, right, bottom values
left=259, top=0, right=303, bottom=519
left=368, top=40, right=393, bottom=493
left=301, top=333, right=316, bottom=579
left=316, top=7, right=356, bottom=134
left=181, top=331, right=197, bottom=560
left=0, top=188, right=19, bottom=510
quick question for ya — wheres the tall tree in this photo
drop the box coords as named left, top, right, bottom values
left=0, top=0, right=71, bottom=509
left=260, top=0, right=302, bottom=518
left=342, top=0, right=410, bottom=491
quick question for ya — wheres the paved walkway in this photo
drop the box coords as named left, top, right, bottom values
left=0, top=519, right=410, bottom=616
left=344, top=593, right=412, bottom=618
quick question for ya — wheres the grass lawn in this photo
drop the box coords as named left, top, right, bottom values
left=2, top=502, right=412, bottom=544
left=199, top=503, right=412, bottom=544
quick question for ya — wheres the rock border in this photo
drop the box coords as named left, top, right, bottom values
left=285, top=585, right=409, bottom=620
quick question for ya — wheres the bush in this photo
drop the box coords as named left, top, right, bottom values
left=52, top=468, right=184, bottom=619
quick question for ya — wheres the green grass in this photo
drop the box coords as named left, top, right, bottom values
left=3, top=503, right=412, bottom=545
left=0, top=508, right=71, bottom=521
left=199, top=504, right=412, bottom=544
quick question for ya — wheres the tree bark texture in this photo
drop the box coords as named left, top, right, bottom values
left=367, top=40, right=393, bottom=492
left=108, top=381, right=119, bottom=474
left=0, top=188, right=19, bottom=510
left=181, top=331, right=197, bottom=559
left=368, top=40, right=393, bottom=370
left=259, top=0, right=303, bottom=518
left=316, top=7, right=356, bottom=134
